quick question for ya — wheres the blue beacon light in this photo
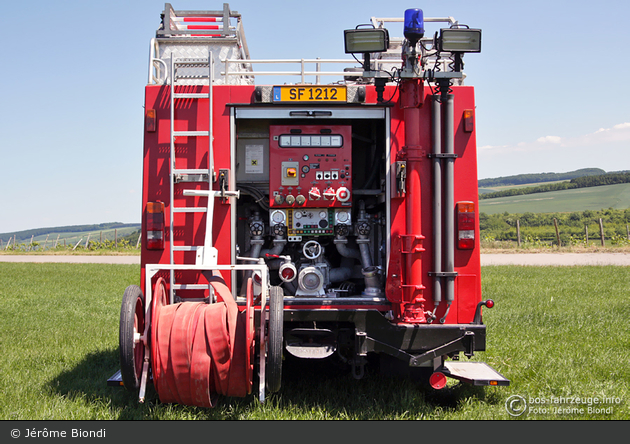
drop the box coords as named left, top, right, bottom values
left=404, top=8, right=424, bottom=46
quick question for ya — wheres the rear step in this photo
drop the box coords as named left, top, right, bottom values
left=438, top=361, right=510, bottom=386
left=107, top=370, right=153, bottom=388
left=107, top=370, right=123, bottom=387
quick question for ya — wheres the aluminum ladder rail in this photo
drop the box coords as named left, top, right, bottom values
left=168, top=55, right=219, bottom=302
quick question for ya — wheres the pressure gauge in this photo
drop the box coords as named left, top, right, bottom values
left=336, top=210, right=350, bottom=223
left=271, top=210, right=286, bottom=224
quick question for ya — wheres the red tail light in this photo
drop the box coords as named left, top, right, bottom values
left=457, top=201, right=475, bottom=250
left=146, top=201, right=165, bottom=250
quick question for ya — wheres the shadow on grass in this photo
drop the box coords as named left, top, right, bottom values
left=48, top=349, right=500, bottom=420
left=261, top=354, right=501, bottom=419
left=48, top=348, right=163, bottom=420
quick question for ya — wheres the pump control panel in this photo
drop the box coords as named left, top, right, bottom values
left=269, top=125, right=352, bottom=208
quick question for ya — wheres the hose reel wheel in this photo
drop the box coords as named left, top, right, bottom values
left=119, top=285, right=146, bottom=392
left=266, top=285, right=284, bottom=393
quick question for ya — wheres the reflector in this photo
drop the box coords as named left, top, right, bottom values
left=146, top=201, right=165, bottom=250
left=146, top=109, right=156, bottom=132
left=463, top=109, right=475, bottom=133
left=456, top=201, right=475, bottom=250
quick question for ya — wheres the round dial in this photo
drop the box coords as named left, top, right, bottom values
left=337, top=210, right=349, bottom=223
left=272, top=210, right=285, bottom=224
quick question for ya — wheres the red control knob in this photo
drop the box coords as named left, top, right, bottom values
left=309, top=187, right=321, bottom=200
left=336, top=186, right=350, bottom=202
left=323, top=187, right=336, bottom=200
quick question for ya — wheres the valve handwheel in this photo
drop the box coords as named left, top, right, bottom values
left=303, top=240, right=322, bottom=260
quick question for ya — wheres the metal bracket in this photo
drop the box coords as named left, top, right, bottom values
left=409, top=331, right=475, bottom=366
left=218, top=169, right=230, bottom=203
left=395, top=161, right=406, bottom=195
left=427, top=153, right=458, bottom=159
left=174, top=173, right=210, bottom=183
left=428, top=271, right=458, bottom=278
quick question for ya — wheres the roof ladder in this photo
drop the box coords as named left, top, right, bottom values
left=167, top=55, right=239, bottom=302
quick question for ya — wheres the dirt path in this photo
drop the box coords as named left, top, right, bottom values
left=0, top=255, right=140, bottom=264
left=1, top=253, right=629, bottom=266
left=481, top=253, right=630, bottom=266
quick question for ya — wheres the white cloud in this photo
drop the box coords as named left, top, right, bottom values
left=536, top=135, right=562, bottom=144
left=477, top=121, right=630, bottom=178
left=480, top=122, right=630, bottom=153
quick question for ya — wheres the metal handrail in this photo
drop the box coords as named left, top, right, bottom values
left=370, top=16, right=458, bottom=28
left=223, top=58, right=388, bottom=84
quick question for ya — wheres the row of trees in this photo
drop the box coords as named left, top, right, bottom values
left=479, top=172, right=630, bottom=200
left=478, top=168, right=606, bottom=188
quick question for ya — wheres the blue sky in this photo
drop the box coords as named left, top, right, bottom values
left=1, top=0, right=628, bottom=233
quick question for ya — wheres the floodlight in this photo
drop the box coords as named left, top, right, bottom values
left=344, top=28, right=389, bottom=54
left=439, top=28, right=482, bottom=53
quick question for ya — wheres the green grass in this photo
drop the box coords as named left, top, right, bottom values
left=479, top=183, right=630, bottom=214
left=0, top=264, right=628, bottom=420
left=480, top=180, right=569, bottom=194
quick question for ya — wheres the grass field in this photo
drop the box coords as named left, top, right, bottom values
left=479, top=183, right=630, bottom=214
left=0, top=263, right=628, bottom=420
left=479, top=180, right=569, bottom=195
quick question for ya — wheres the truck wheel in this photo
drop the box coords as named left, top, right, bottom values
left=266, top=286, right=284, bottom=393
left=119, top=285, right=145, bottom=392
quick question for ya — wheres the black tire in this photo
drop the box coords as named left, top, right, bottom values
left=266, top=286, right=284, bottom=393
left=119, top=285, right=145, bottom=392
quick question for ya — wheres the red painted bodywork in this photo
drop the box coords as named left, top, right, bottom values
left=140, top=81, right=481, bottom=324
left=268, top=125, right=353, bottom=209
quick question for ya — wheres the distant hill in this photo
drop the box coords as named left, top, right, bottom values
left=478, top=182, right=630, bottom=214
left=0, top=222, right=140, bottom=245
left=479, top=171, right=630, bottom=200
left=478, top=168, right=606, bottom=188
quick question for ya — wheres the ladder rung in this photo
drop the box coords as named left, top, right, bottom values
left=172, top=284, right=208, bottom=290
left=173, top=207, right=207, bottom=213
left=172, top=246, right=200, bottom=251
left=174, top=58, right=209, bottom=65
left=173, top=93, right=210, bottom=99
left=174, top=75, right=210, bottom=80
left=173, top=131, right=209, bottom=137
left=173, top=168, right=210, bottom=175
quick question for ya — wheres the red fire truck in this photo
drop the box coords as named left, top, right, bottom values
left=109, top=3, right=509, bottom=407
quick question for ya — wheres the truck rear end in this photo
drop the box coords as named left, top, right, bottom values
left=110, top=3, right=509, bottom=407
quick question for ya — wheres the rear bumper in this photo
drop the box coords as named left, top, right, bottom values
left=283, top=308, right=487, bottom=359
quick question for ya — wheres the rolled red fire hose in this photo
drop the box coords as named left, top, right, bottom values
left=150, top=276, right=254, bottom=407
